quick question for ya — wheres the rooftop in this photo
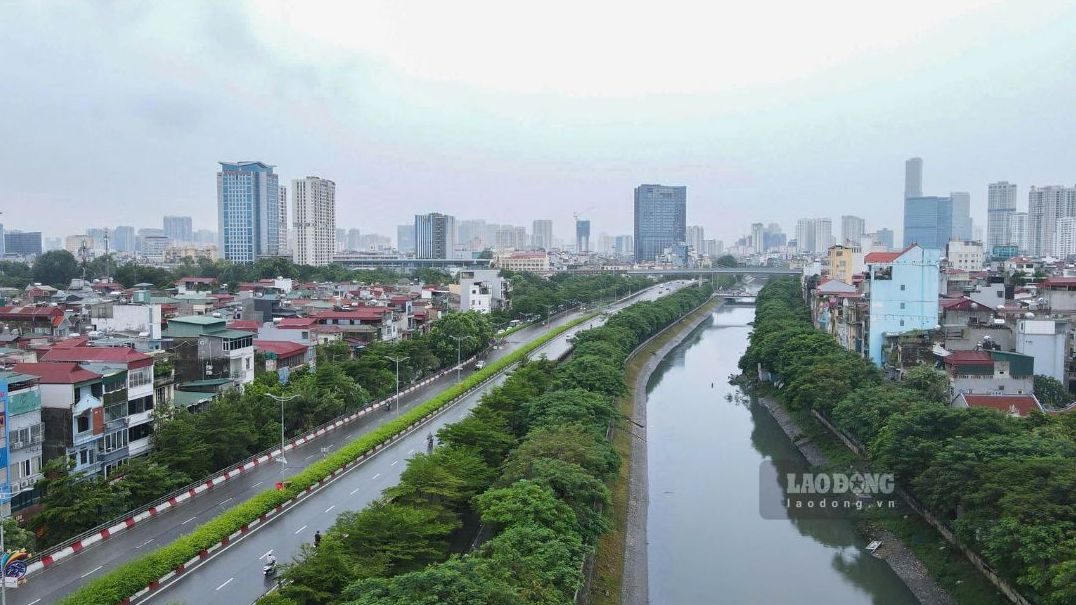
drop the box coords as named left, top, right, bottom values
left=41, top=346, right=154, bottom=368
left=14, top=361, right=101, bottom=384
left=960, top=394, right=1042, bottom=417
left=254, top=340, right=308, bottom=357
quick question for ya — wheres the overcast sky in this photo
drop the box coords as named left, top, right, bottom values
left=2, top=1, right=1074, bottom=245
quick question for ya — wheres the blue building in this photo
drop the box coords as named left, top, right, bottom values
left=217, top=161, right=284, bottom=263
left=634, top=184, right=687, bottom=262
left=903, top=196, right=952, bottom=250
left=865, top=245, right=941, bottom=366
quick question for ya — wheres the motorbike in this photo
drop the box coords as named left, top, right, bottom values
left=263, top=558, right=277, bottom=578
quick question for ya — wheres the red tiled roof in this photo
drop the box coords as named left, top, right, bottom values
left=1043, top=277, right=1076, bottom=287
left=175, top=277, right=217, bottom=285
left=940, top=297, right=989, bottom=311
left=276, top=317, right=316, bottom=328
left=254, top=340, right=308, bottom=358
left=314, top=308, right=392, bottom=321
left=865, top=244, right=917, bottom=264
left=15, top=361, right=101, bottom=384
left=0, top=306, right=64, bottom=319
left=228, top=320, right=261, bottom=330
left=51, top=336, right=91, bottom=348
left=41, top=346, right=154, bottom=369
left=961, top=394, right=1041, bottom=417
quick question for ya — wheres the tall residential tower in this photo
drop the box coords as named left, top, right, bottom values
left=217, top=161, right=284, bottom=262
left=633, top=184, right=686, bottom=262
left=292, top=176, right=336, bottom=266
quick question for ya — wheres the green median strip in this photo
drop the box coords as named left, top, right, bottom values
left=58, top=315, right=593, bottom=605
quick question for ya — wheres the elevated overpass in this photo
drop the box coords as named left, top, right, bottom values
left=567, top=266, right=800, bottom=277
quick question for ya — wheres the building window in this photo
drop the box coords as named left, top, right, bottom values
left=900, top=302, right=906, bottom=309
left=900, top=284, right=906, bottom=291
left=77, top=415, right=90, bottom=433
left=900, top=320, right=905, bottom=327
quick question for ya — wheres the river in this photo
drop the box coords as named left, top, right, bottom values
left=646, top=305, right=920, bottom=605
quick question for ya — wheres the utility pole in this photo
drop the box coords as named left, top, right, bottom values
left=448, top=335, right=465, bottom=382
left=263, top=393, right=300, bottom=482
left=386, top=356, right=408, bottom=416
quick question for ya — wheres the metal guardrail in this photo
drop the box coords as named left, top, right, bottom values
left=23, top=357, right=476, bottom=569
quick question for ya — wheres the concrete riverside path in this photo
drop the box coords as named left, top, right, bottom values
left=11, top=283, right=682, bottom=605
left=140, top=282, right=688, bottom=605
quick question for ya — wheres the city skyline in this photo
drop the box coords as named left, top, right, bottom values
left=2, top=3, right=1075, bottom=244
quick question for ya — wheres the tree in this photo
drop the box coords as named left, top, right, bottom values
left=386, top=446, right=496, bottom=512
left=1034, top=374, right=1072, bottom=409
left=502, top=425, right=619, bottom=483
left=715, top=254, right=737, bottom=267
left=335, top=501, right=459, bottom=575
left=902, top=363, right=951, bottom=404
left=474, top=480, right=576, bottom=537
left=31, top=250, right=79, bottom=287
left=342, top=557, right=523, bottom=605
left=521, top=389, right=618, bottom=436
left=554, top=356, right=627, bottom=398
left=1, top=518, right=35, bottom=553
left=30, top=459, right=129, bottom=546
left=435, top=409, right=516, bottom=467
left=114, top=458, right=190, bottom=508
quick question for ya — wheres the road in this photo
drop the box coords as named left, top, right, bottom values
left=145, top=281, right=690, bottom=605
left=11, top=282, right=686, bottom=605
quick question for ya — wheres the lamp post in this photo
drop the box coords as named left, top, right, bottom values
left=0, top=487, right=23, bottom=605
left=263, top=393, right=300, bottom=481
left=448, top=335, right=466, bottom=383
left=385, top=356, right=408, bottom=416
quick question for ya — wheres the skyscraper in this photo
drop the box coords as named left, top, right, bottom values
left=905, top=157, right=923, bottom=199
left=687, top=225, right=706, bottom=254
left=875, top=228, right=895, bottom=250
left=1010, top=212, right=1028, bottom=254
left=1028, top=185, right=1076, bottom=257
left=4, top=231, right=42, bottom=256
left=949, top=192, right=973, bottom=241
left=113, top=226, right=136, bottom=253
left=531, top=220, right=553, bottom=250
left=633, top=184, right=686, bottom=262
left=415, top=213, right=456, bottom=259
left=575, top=219, right=591, bottom=253
left=217, top=161, right=283, bottom=262
left=292, top=176, right=336, bottom=266
left=841, top=215, right=866, bottom=246
left=163, top=216, right=193, bottom=243
left=794, top=218, right=832, bottom=254
left=396, top=225, right=415, bottom=254
left=987, top=181, right=1018, bottom=251
left=614, top=235, right=634, bottom=258
left=903, top=196, right=953, bottom=250
left=278, top=186, right=289, bottom=255
left=749, top=223, right=764, bottom=254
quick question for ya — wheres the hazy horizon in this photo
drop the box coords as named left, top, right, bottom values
left=2, top=1, right=1074, bottom=246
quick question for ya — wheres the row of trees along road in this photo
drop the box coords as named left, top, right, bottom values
left=255, top=282, right=714, bottom=605
left=21, top=272, right=654, bottom=552
left=739, top=277, right=1076, bottom=605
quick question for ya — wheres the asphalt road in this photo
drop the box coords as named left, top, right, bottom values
left=143, top=281, right=690, bottom=605
left=12, top=282, right=686, bottom=605
left=9, top=308, right=601, bottom=605
left=143, top=282, right=684, bottom=602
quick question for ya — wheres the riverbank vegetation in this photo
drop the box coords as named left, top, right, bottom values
left=740, top=277, right=1076, bottom=605
left=249, top=282, right=714, bottom=605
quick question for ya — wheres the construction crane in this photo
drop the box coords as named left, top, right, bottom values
left=572, top=207, right=595, bottom=253
left=572, top=206, right=595, bottom=223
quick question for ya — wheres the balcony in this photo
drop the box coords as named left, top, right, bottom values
left=9, top=434, right=44, bottom=451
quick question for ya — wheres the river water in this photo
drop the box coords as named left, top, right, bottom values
left=646, top=306, right=919, bottom=605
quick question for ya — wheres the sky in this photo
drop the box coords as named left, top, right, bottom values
left=1, top=0, right=1075, bottom=246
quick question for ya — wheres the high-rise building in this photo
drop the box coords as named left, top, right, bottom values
left=495, top=225, right=527, bottom=250
left=531, top=220, right=553, bottom=250
left=1028, top=186, right=1076, bottom=257
left=346, top=228, right=362, bottom=251
left=457, top=220, right=487, bottom=251
left=1010, top=212, right=1029, bottom=254
left=764, top=224, right=786, bottom=250
left=987, top=181, right=1018, bottom=251
left=277, top=186, right=289, bottom=255
left=749, top=223, right=764, bottom=254
left=841, top=215, right=866, bottom=246
left=163, top=216, right=193, bottom=243
left=396, top=225, right=416, bottom=254
left=905, top=157, right=923, bottom=199
left=903, top=196, right=953, bottom=250
left=292, top=176, right=336, bottom=266
left=113, top=226, right=136, bottom=253
left=794, top=218, right=833, bottom=254
left=87, top=228, right=107, bottom=252
left=950, top=192, right=973, bottom=241
left=875, top=228, right=895, bottom=250
left=687, top=225, right=706, bottom=254
left=633, top=184, right=687, bottom=262
left=575, top=219, right=591, bottom=253
left=4, top=232, right=43, bottom=257
left=0, top=223, right=5, bottom=257
left=217, top=161, right=283, bottom=262
left=1055, top=217, right=1076, bottom=258
left=415, top=213, right=456, bottom=259
left=614, top=235, right=634, bottom=258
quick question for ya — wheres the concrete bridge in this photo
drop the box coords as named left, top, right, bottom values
left=567, top=267, right=800, bottom=277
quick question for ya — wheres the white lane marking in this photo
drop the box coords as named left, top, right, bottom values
left=305, top=454, right=316, bottom=460
left=294, top=524, right=308, bottom=535
left=181, top=516, right=197, bottom=525
left=324, top=505, right=335, bottom=513
left=220, top=497, right=233, bottom=505
left=349, top=487, right=360, bottom=495
left=372, top=473, right=381, bottom=480
left=391, top=460, right=399, bottom=466
left=260, top=550, right=273, bottom=560
left=28, top=599, right=41, bottom=605
left=81, top=565, right=103, bottom=578
left=216, top=577, right=234, bottom=591
left=136, top=539, right=154, bottom=549
left=408, top=449, right=415, bottom=454
left=252, top=481, right=264, bottom=488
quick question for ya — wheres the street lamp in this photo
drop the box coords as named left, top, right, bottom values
left=0, top=488, right=25, bottom=605
left=263, top=393, right=300, bottom=481
left=385, top=356, right=408, bottom=416
left=448, top=335, right=466, bottom=383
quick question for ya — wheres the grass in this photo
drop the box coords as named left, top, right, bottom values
left=589, top=297, right=720, bottom=605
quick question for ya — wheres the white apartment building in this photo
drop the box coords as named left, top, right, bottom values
left=987, top=181, right=1017, bottom=252
left=1057, top=216, right=1076, bottom=258
left=945, top=240, right=985, bottom=271
left=495, top=251, right=551, bottom=273
left=292, top=177, right=336, bottom=266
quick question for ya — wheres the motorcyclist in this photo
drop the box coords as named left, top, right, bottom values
left=264, top=551, right=277, bottom=576
left=426, top=432, right=435, bottom=452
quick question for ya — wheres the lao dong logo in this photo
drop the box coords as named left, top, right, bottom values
left=759, top=462, right=900, bottom=519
